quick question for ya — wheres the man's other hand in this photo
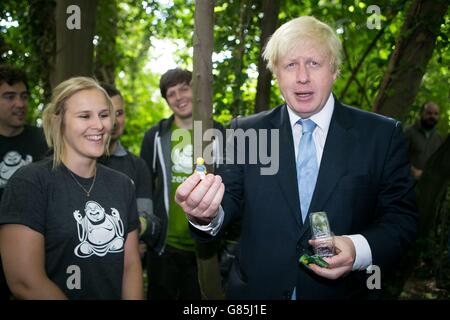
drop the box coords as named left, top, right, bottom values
left=308, top=236, right=356, bottom=280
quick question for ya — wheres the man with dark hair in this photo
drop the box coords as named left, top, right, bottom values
left=159, top=68, right=193, bottom=101
left=404, top=101, right=444, bottom=179
left=0, top=65, right=48, bottom=195
left=0, top=64, right=48, bottom=299
left=140, top=68, right=224, bottom=299
left=101, top=82, right=122, bottom=100
left=99, top=83, right=161, bottom=258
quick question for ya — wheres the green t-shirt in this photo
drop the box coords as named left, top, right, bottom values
left=167, top=124, right=195, bottom=251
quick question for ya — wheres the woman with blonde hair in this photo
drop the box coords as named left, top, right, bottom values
left=0, top=77, right=143, bottom=299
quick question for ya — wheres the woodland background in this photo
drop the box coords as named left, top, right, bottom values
left=1, top=0, right=449, bottom=299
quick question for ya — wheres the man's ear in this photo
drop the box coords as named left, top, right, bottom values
left=332, top=69, right=339, bottom=81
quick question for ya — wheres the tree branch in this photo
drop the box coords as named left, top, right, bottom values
left=340, top=26, right=386, bottom=100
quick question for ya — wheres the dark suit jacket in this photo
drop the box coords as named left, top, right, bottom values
left=193, top=99, right=417, bottom=299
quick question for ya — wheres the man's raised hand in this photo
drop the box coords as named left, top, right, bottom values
left=175, top=173, right=225, bottom=225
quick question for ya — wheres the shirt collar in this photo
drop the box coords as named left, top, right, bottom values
left=111, top=140, right=128, bottom=157
left=287, top=93, right=335, bottom=133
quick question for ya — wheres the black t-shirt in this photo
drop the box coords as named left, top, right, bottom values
left=0, top=126, right=48, bottom=199
left=0, top=158, right=139, bottom=299
left=99, top=152, right=151, bottom=200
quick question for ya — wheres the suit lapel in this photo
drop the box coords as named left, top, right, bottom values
left=270, top=105, right=303, bottom=228
left=298, top=101, right=353, bottom=241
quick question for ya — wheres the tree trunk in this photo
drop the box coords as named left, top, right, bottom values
left=192, top=0, right=214, bottom=168
left=0, top=34, right=7, bottom=64
left=254, top=0, right=280, bottom=113
left=192, top=0, right=224, bottom=300
left=372, top=0, right=448, bottom=120
left=230, top=0, right=251, bottom=118
left=28, top=0, right=56, bottom=102
left=51, top=0, right=98, bottom=88
left=93, top=0, right=117, bottom=84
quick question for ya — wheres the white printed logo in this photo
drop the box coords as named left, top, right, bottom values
left=73, top=200, right=124, bottom=258
left=172, top=144, right=193, bottom=174
left=0, top=151, right=32, bottom=187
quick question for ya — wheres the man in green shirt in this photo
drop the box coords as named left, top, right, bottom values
left=140, top=68, right=224, bottom=299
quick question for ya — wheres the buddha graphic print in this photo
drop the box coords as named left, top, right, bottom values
left=0, top=151, right=32, bottom=188
left=73, top=200, right=125, bottom=258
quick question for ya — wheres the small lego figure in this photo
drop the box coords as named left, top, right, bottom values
left=194, top=157, right=207, bottom=179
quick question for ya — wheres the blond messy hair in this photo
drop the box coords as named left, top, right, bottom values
left=263, top=16, right=342, bottom=73
left=42, top=77, right=115, bottom=168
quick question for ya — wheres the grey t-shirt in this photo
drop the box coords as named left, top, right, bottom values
left=0, top=158, right=139, bottom=299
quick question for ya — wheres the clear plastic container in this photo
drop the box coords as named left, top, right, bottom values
left=310, top=211, right=335, bottom=257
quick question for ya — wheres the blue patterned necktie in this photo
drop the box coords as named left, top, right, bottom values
left=296, top=119, right=318, bottom=223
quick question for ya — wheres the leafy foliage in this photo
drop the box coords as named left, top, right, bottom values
left=1, top=0, right=448, bottom=153
left=113, top=0, right=170, bottom=154
left=0, top=0, right=449, bottom=301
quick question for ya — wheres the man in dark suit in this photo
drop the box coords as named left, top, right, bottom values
left=175, top=16, right=417, bottom=299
